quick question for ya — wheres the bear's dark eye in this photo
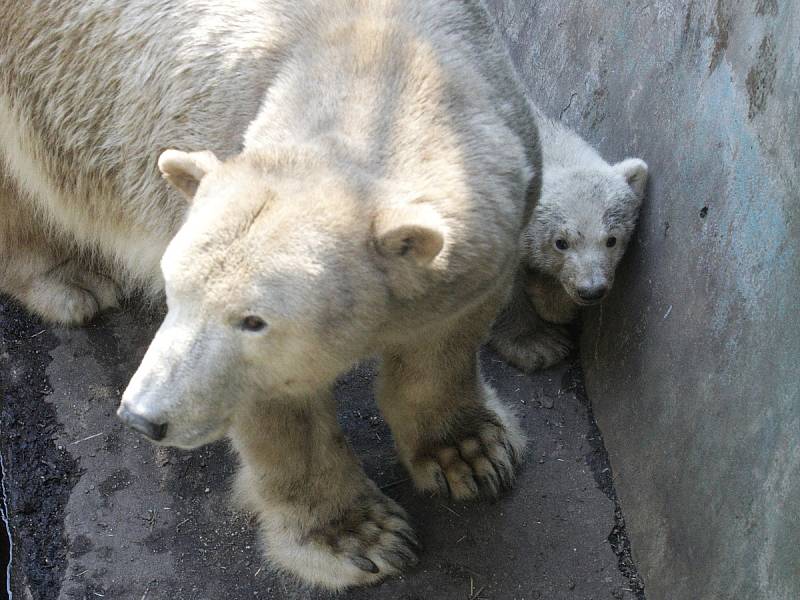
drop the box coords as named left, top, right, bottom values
left=606, top=236, right=617, bottom=248
left=555, top=239, right=569, bottom=251
left=240, top=315, right=267, bottom=332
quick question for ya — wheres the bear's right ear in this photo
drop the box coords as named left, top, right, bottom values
left=158, top=149, right=220, bottom=199
left=373, top=203, right=446, bottom=267
left=613, top=158, right=649, bottom=200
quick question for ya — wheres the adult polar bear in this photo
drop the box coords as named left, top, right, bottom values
left=0, top=0, right=540, bottom=589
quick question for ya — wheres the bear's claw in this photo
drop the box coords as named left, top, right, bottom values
left=408, top=409, right=525, bottom=502
left=281, top=486, right=419, bottom=588
left=349, top=555, right=379, bottom=573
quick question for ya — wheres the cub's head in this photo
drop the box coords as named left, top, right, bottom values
left=118, top=149, right=447, bottom=448
left=523, top=159, right=648, bottom=305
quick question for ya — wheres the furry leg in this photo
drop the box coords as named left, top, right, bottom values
left=229, top=393, right=419, bottom=590
left=378, top=295, right=527, bottom=501
left=0, top=175, right=118, bottom=325
left=490, top=272, right=573, bottom=372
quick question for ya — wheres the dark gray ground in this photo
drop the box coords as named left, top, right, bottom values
left=0, top=298, right=643, bottom=600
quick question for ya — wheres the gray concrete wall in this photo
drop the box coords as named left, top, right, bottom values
left=487, top=1, right=800, bottom=599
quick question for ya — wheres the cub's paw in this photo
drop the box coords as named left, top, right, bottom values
left=266, top=485, right=420, bottom=590
left=408, top=397, right=526, bottom=501
left=74, top=270, right=120, bottom=312
left=492, top=323, right=573, bottom=372
left=27, top=269, right=120, bottom=326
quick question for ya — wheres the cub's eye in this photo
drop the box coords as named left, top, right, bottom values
left=555, top=239, right=569, bottom=251
left=606, top=236, right=617, bottom=248
left=240, top=315, right=267, bottom=332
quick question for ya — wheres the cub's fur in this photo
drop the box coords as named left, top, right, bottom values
left=1, top=0, right=539, bottom=589
left=491, top=106, right=647, bottom=372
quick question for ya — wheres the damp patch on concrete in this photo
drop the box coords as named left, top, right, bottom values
left=745, top=35, right=777, bottom=118
left=0, top=300, right=81, bottom=598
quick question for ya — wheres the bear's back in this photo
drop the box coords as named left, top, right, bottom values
left=0, top=0, right=538, bottom=293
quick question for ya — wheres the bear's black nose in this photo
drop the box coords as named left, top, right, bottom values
left=118, top=405, right=168, bottom=441
left=577, top=285, right=608, bottom=301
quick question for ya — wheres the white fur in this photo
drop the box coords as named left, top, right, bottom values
left=525, top=109, right=648, bottom=305
left=491, top=107, right=648, bottom=372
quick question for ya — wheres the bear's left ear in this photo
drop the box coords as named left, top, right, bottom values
left=613, top=158, right=649, bottom=199
left=158, top=149, right=221, bottom=200
left=373, top=203, right=446, bottom=266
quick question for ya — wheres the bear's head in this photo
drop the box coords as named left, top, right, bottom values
left=118, top=148, right=448, bottom=448
left=522, top=158, right=648, bottom=306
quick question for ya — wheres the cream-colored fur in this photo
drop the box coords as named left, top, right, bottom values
left=1, top=0, right=540, bottom=589
left=491, top=106, right=647, bottom=372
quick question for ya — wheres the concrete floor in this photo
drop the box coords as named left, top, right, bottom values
left=1, top=299, right=642, bottom=600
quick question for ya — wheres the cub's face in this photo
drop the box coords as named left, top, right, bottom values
left=118, top=150, right=446, bottom=448
left=524, top=159, right=648, bottom=306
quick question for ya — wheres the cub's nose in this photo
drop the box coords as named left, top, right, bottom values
left=577, top=285, right=608, bottom=302
left=117, top=405, right=168, bottom=441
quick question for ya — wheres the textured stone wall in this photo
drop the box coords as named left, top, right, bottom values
left=486, top=1, right=800, bottom=599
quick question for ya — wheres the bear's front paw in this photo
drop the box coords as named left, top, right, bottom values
left=408, top=403, right=525, bottom=501
left=491, top=323, right=573, bottom=372
left=265, top=485, right=419, bottom=590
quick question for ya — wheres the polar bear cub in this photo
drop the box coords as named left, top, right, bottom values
left=491, top=106, right=648, bottom=372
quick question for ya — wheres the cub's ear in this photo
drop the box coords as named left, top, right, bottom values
left=373, top=203, right=446, bottom=266
left=158, top=149, right=220, bottom=199
left=614, top=158, right=649, bottom=199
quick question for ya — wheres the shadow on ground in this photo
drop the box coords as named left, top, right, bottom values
left=0, top=299, right=642, bottom=600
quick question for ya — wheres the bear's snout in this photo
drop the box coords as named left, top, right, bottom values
left=117, top=404, right=168, bottom=441
left=576, top=283, right=608, bottom=302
